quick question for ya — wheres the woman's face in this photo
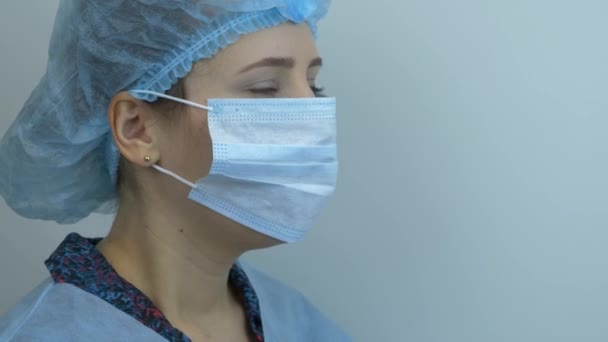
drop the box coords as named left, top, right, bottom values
left=151, top=22, right=324, bottom=245
left=159, top=21, right=323, bottom=181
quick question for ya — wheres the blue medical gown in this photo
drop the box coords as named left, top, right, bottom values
left=0, top=262, right=350, bottom=341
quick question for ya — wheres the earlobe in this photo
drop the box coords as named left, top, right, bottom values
left=108, top=91, right=159, bottom=167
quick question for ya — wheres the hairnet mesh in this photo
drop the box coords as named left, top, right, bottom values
left=0, top=0, right=330, bottom=224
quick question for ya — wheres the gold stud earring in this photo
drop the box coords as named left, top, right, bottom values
left=144, top=156, right=151, bottom=163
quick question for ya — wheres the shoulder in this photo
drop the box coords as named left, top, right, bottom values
left=0, top=278, right=165, bottom=341
left=238, top=261, right=351, bottom=342
left=0, top=278, right=55, bottom=341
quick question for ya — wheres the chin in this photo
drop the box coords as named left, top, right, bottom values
left=237, top=223, right=286, bottom=250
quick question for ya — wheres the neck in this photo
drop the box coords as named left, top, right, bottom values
left=97, top=194, right=246, bottom=327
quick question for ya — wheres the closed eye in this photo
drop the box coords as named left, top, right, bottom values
left=248, top=86, right=326, bottom=97
left=311, top=85, right=326, bottom=97
left=248, top=88, right=279, bottom=96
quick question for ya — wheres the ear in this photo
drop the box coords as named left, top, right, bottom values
left=108, top=91, right=160, bottom=167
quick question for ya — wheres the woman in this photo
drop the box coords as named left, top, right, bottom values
left=0, top=1, right=347, bottom=341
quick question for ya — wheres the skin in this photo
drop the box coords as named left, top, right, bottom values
left=97, top=22, right=323, bottom=341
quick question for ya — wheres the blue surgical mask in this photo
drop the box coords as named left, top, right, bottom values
left=129, top=90, right=338, bottom=243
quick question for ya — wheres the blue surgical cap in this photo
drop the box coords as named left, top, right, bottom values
left=0, top=0, right=331, bottom=224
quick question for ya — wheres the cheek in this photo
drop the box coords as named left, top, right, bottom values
left=186, top=112, right=214, bottom=179
left=164, top=112, right=213, bottom=182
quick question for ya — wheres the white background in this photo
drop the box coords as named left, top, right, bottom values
left=1, top=1, right=608, bottom=341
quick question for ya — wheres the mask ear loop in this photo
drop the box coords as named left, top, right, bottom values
left=151, top=165, right=196, bottom=188
left=129, top=89, right=211, bottom=189
left=128, top=89, right=214, bottom=112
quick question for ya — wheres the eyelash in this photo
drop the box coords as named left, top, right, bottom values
left=249, top=86, right=327, bottom=97
left=311, top=86, right=327, bottom=98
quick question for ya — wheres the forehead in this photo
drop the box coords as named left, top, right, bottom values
left=204, top=22, right=318, bottom=70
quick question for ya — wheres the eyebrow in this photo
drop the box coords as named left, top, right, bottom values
left=238, top=57, right=323, bottom=74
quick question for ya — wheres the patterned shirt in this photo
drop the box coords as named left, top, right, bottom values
left=44, top=233, right=264, bottom=342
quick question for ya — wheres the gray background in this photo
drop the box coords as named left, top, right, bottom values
left=1, top=1, right=608, bottom=341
